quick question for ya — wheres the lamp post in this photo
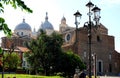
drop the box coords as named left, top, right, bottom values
left=93, top=53, right=97, bottom=78
left=74, top=1, right=101, bottom=78
left=74, top=10, right=82, bottom=54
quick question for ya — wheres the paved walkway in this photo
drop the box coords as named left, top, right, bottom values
left=99, top=76, right=120, bottom=78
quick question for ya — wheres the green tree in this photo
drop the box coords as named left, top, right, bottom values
left=55, top=50, right=86, bottom=77
left=26, top=30, right=63, bottom=75
left=26, top=30, right=85, bottom=77
left=45, top=32, right=63, bottom=75
left=26, top=30, right=48, bottom=75
left=0, top=0, right=32, bottom=77
left=4, top=52, right=20, bottom=72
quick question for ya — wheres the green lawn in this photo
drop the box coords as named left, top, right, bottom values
left=0, top=74, right=62, bottom=78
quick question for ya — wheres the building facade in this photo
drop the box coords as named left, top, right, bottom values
left=1, top=13, right=120, bottom=75
left=59, top=16, right=120, bottom=75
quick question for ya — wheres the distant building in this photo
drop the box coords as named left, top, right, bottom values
left=1, top=18, right=33, bottom=68
left=1, top=12, right=54, bottom=68
left=1, top=13, right=120, bottom=75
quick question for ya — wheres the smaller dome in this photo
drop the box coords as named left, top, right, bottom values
left=40, top=21, right=54, bottom=30
left=40, top=12, right=54, bottom=30
left=15, top=19, right=31, bottom=31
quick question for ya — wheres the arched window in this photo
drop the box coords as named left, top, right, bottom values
left=109, top=63, right=112, bottom=72
left=17, top=32, right=19, bottom=35
left=97, top=60, right=103, bottom=73
left=84, top=51, right=86, bottom=57
left=97, top=35, right=101, bottom=42
left=21, top=32, right=23, bottom=36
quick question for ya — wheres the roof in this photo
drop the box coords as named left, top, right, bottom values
left=14, top=19, right=31, bottom=31
left=100, top=23, right=108, bottom=30
left=1, top=47, right=29, bottom=53
left=16, top=46, right=29, bottom=52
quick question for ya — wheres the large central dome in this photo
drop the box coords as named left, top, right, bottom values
left=14, top=19, right=32, bottom=37
left=15, top=19, right=31, bottom=31
left=40, top=12, right=54, bottom=30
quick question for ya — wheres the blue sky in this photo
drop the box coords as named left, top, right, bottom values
left=1, top=0, right=120, bottom=52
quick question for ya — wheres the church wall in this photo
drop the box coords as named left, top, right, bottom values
left=112, top=50, right=120, bottom=75
left=61, top=26, right=120, bottom=75
left=1, top=36, right=28, bottom=49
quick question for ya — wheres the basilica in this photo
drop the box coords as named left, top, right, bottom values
left=1, top=12, right=120, bottom=75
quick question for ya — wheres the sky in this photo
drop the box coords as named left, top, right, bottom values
left=1, top=0, right=120, bottom=52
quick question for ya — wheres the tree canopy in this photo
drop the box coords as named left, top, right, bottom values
left=26, top=30, right=86, bottom=77
left=4, top=52, right=20, bottom=72
left=26, top=30, right=64, bottom=75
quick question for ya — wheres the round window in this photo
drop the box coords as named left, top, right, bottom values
left=65, top=33, right=71, bottom=42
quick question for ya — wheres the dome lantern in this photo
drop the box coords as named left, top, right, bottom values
left=45, top=12, right=48, bottom=21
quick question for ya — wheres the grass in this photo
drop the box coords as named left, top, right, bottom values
left=0, top=74, right=62, bottom=78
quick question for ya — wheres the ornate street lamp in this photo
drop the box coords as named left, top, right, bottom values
left=92, top=5, right=101, bottom=26
left=74, top=10, right=82, bottom=27
left=74, top=10, right=82, bottom=54
left=74, top=1, right=101, bottom=78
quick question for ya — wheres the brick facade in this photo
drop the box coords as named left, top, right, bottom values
left=60, top=23, right=120, bottom=75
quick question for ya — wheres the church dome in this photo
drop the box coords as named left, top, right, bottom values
left=40, top=12, right=54, bottom=30
left=15, top=19, right=31, bottom=31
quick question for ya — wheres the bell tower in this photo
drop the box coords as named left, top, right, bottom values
left=59, top=16, right=68, bottom=33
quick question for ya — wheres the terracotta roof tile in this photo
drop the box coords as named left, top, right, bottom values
left=16, top=46, right=29, bottom=52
